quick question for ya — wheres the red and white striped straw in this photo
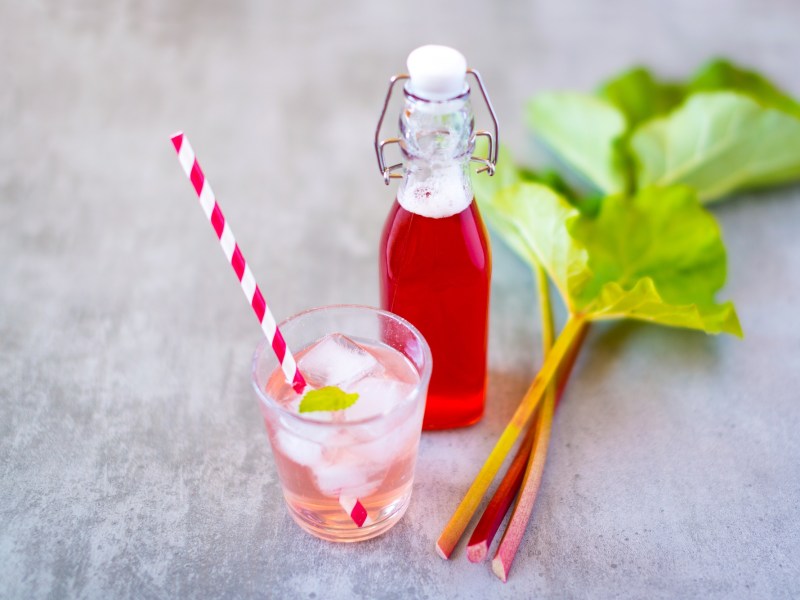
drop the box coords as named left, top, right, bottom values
left=171, top=131, right=306, bottom=394
left=170, top=131, right=371, bottom=529
left=339, top=495, right=373, bottom=528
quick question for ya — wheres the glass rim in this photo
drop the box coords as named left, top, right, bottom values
left=251, top=304, right=432, bottom=428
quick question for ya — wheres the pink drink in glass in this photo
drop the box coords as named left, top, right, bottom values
left=252, top=306, right=431, bottom=542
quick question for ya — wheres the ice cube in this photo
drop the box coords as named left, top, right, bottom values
left=274, top=429, right=324, bottom=468
left=342, top=377, right=415, bottom=422
left=297, top=333, right=381, bottom=389
left=314, top=456, right=383, bottom=498
left=358, top=420, right=419, bottom=466
left=324, top=377, right=419, bottom=472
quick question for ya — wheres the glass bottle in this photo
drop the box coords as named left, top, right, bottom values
left=375, top=45, right=499, bottom=429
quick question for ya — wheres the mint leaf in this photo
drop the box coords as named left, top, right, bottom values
left=527, top=92, right=629, bottom=196
left=489, top=182, right=741, bottom=336
left=689, top=59, right=800, bottom=118
left=598, top=67, right=686, bottom=128
left=298, top=386, right=359, bottom=413
left=631, top=92, right=800, bottom=203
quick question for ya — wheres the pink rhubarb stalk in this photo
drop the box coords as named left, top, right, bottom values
left=466, top=324, right=589, bottom=564
left=435, top=313, right=586, bottom=559
left=490, top=266, right=589, bottom=581
left=491, top=385, right=555, bottom=582
left=466, top=421, right=536, bottom=562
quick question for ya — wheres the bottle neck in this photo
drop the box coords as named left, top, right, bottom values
left=396, top=89, right=475, bottom=219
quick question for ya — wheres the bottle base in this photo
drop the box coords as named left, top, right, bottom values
left=421, top=390, right=485, bottom=430
left=422, top=413, right=483, bottom=430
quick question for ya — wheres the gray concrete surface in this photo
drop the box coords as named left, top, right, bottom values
left=2, top=1, right=799, bottom=598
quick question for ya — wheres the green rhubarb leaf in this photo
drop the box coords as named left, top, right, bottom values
left=471, top=138, right=523, bottom=197
left=631, top=92, right=800, bottom=203
left=489, top=183, right=590, bottom=309
left=298, top=386, right=359, bottom=413
left=472, top=142, right=580, bottom=267
left=489, top=182, right=741, bottom=336
left=598, top=66, right=686, bottom=128
left=471, top=146, right=537, bottom=267
left=527, top=92, right=629, bottom=195
left=471, top=138, right=575, bottom=202
left=569, top=186, right=741, bottom=335
left=689, top=59, right=800, bottom=118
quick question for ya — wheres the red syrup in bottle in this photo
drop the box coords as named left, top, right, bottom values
left=380, top=198, right=491, bottom=429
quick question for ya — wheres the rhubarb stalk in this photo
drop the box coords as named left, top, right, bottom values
left=465, top=329, right=590, bottom=565
left=491, top=266, right=588, bottom=581
left=465, top=265, right=555, bottom=562
left=492, top=380, right=555, bottom=581
left=490, top=265, right=556, bottom=580
left=466, top=418, right=536, bottom=562
left=435, top=313, right=586, bottom=559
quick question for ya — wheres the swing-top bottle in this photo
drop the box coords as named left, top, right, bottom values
left=375, top=45, right=499, bottom=429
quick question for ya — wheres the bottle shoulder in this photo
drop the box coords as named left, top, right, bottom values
left=380, top=199, right=491, bottom=271
left=382, top=197, right=486, bottom=226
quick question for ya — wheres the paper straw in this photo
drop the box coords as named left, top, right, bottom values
left=170, top=131, right=306, bottom=394
left=170, top=132, right=371, bottom=528
left=339, top=495, right=373, bottom=528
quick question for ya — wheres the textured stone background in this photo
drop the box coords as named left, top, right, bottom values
left=2, top=1, right=799, bottom=598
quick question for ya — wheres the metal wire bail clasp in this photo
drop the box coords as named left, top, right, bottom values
left=374, top=75, right=409, bottom=185
left=374, top=69, right=500, bottom=185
